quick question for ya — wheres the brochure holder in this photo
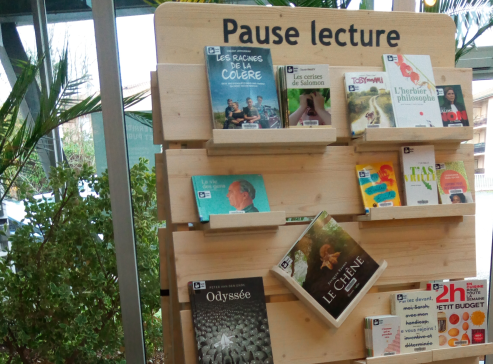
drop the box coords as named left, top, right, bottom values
left=151, top=3, right=480, bottom=364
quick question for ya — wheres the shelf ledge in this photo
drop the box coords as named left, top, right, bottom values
left=354, top=203, right=475, bottom=222
left=203, top=211, right=286, bottom=235
left=206, top=128, right=336, bottom=156
left=353, top=127, right=473, bottom=152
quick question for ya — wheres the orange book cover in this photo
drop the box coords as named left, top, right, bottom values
left=356, top=162, right=401, bottom=214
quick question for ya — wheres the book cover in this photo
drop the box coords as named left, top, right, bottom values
left=356, top=161, right=401, bottom=214
left=189, top=277, right=274, bottom=364
left=284, top=65, right=331, bottom=127
left=192, top=174, right=270, bottom=222
left=435, top=161, right=473, bottom=204
left=365, top=315, right=401, bottom=357
left=437, top=85, right=469, bottom=127
left=390, top=291, right=439, bottom=353
left=427, top=280, right=487, bottom=347
left=400, top=145, right=439, bottom=206
left=345, top=72, right=396, bottom=137
left=383, top=54, right=442, bottom=128
left=204, top=46, right=281, bottom=130
left=277, top=211, right=380, bottom=319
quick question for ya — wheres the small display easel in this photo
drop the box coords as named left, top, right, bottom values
left=151, top=3, right=490, bottom=364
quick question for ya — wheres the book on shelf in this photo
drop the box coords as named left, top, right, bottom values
left=427, top=280, right=487, bottom=347
left=189, top=277, right=274, bottom=364
left=437, top=85, right=469, bottom=127
left=204, top=46, right=281, bottom=130
left=383, top=54, right=442, bottom=128
left=192, top=174, right=270, bottom=222
left=274, top=211, right=380, bottom=320
left=435, top=161, right=473, bottom=204
left=390, top=290, right=439, bottom=353
left=365, top=315, right=401, bottom=357
left=344, top=72, right=396, bottom=137
left=356, top=161, right=401, bottom=214
left=400, top=145, right=439, bottom=206
left=277, top=65, right=331, bottom=127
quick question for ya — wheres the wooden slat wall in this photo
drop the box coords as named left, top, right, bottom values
left=157, top=64, right=472, bottom=141
left=165, top=145, right=474, bottom=223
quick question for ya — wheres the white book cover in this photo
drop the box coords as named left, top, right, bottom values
left=400, top=145, right=439, bottom=206
left=383, top=54, right=442, bottom=128
left=365, top=315, right=401, bottom=357
left=391, top=291, right=439, bottom=353
left=345, top=72, right=396, bottom=137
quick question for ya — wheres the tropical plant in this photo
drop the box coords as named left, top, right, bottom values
left=0, top=159, right=162, bottom=364
left=0, top=50, right=149, bottom=203
left=420, top=0, right=493, bottom=63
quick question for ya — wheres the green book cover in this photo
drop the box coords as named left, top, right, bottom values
left=192, top=174, right=270, bottom=222
left=435, top=161, right=473, bottom=204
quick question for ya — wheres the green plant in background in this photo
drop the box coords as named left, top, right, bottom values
left=0, top=158, right=161, bottom=364
left=420, top=0, right=493, bottom=63
left=0, top=49, right=149, bottom=203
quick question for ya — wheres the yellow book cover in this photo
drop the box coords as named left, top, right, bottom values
left=356, top=162, right=401, bottom=214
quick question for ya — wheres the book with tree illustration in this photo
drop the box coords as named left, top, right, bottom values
left=274, top=211, right=380, bottom=320
left=400, top=145, right=438, bottom=206
left=345, top=72, right=395, bottom=137
left=204, top=46, right=281, bottom=130
left=188, top=277, right=274, bottom=364
left=436, top=85, right=469, bottom=127
left=435, top=161, right=473, bottom=204
left=383, top=54, right=442, bottom=128
left=280, top=65, right=331, bottom=127
left=356, top=162, right=401, bottom=214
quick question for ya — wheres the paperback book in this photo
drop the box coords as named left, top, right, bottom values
left=189, top=277, right=274, bottom=364
left=435, top=161, right=473, bottom=204
left=390, top=291, right=439, bottom=353
left=204, top=46, right=281, bottom=130
left=278, top=65, right=331, bottom=127
left=356, top=161, right=401, bottom=214
left=427, top=280, right=487, bottom=347
left=400, top=145, right=439, bottom=206
left=345, top=72, right=396, bottom=137
left=365, top=315, right=401, bottom=357
left=437, top=85, right=469, bottom=127
left=276, top=211, right=380, bottom=319
left=383, top=54, right=442, bottom=128
left=192, top=174, right=270, bottom=222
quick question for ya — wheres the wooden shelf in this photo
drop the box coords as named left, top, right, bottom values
left=206, top=128, right=337, bottom=156
left=354, top=343, right=493, bottom=364
left=203, top=211, right=286, bottom=234
left=354, top=203, right=475, bottom=222
left=353, top=127, right=473, bottom=152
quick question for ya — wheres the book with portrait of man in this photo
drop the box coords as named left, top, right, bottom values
left=192, top=174, right=270, bottom=222
left=204, top=46, right=281, bottom=130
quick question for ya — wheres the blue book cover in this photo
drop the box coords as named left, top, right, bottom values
left=204, top=46, right=281, bottom=130
left=192, top=174, right=270, bottom=222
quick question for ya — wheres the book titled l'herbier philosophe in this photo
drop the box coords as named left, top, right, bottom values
left=400, top=145, right=439, bottom=206
left=276, top=211, right=380, bottom=320
left=189, top=277, right=274, bottom=364
left=383, top=54, right=442, bottom=128
left=391, top=291, right=439, bottom=353
left=204, top=46, right=281, bottom=130
left=427, top=280, right=487, bottom=347
left=345, top=72, right=395, bottom=137
left=279, top=65, right=331, bottom=127
left=365, top=315, right=401, bottom=357
left=356, top=161, right=401, bottom=214
left=437, top=85, right=469, bottom=127
left=435, top=161, right=473, bottom=204
left=192, top=174, right=270, bottom=222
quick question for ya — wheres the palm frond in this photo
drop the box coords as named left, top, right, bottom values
left=126, top=111, right=153, bottom=129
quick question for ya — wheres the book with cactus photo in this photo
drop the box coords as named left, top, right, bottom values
left=274, top=211, right=381, bottom=320
left=383, top=54, right=442, bottom=128
left=189, top=277, right=274, bottom=364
